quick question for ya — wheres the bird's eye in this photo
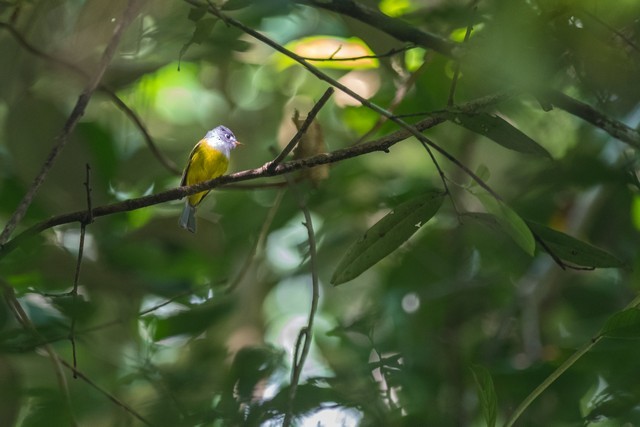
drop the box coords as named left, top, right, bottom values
left=225, top=133, right=231, bottom=139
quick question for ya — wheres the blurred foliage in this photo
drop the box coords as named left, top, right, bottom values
left=0, top=0, right=640, bottom=426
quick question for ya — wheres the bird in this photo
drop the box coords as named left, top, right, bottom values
left=179, top=125, right=241, bottom=233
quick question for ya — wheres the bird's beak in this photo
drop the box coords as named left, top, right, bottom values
left=234, top=141, right=243, bottom=148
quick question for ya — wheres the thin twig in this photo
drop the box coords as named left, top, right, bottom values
left=0, top=0, right=143, bottom=246
left=299, top=0, right=456, bottom=57
left=0, top=90, right=510, bottom=261
left=279, top=173, right=320, bottom=427
left=22, top=290, right=195, bottom=351
left=417, top=139, right=458, bottom=213
left=59, top=358, right=154, bottom=426
left=579, top=8, right=640, bottom=55
left=503, top=292, right=640, bottom=427
left=68, top=164, right=93, bottom=377
left=268, top=87, right=334, bottom=171
left=299, top=44, right=416, bottom=62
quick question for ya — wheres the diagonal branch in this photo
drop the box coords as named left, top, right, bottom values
left=0, top=0, right=144, bottom=246
left=0, top=90, right=508, bottom=260
left=268, top=87, right=334, bottom=170
left=184, top=0, right=504, bottom=203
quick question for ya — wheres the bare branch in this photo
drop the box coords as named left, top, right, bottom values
left=0, top=90, right=508, bottom=260
left=299, top=44, right=416, bottom=62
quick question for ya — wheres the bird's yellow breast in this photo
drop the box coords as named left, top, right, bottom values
left=184, top=140, right=230, bottom=206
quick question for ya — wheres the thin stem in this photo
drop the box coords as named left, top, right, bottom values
left=268, top=87, right=334, bottom=170
left=503, top=293, right=640, bottom=427
left=278, top=163, right=320, bottom=427
left=299, top=44, right=416, bottom=61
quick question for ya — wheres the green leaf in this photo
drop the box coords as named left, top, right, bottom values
left=526, top=221, right=624, bottom=268
left=475, top=194, right=536, bottom=256
left=470, top=364, right=497, bottom=427
left=449, top=112, right=551, bottom=158
left=331, top=191, right=445, bottom=285
left=601, top=308, right=640, bottom=339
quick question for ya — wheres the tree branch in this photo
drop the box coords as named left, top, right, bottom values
left=0, top=90, right=507, bottom=260
left=540, top=89, right=640, bottom=149
left=184, top=0, right=506, bottom=204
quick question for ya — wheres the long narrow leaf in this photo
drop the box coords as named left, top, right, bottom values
left=449, top=112, right=551, bottom=158
left=526, top=221, right=624, bottom=268
left=331, top=191, right=445, bottom=285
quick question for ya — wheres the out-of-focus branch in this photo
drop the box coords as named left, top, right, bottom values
left=0, top=21, right=181, bottom=176
left=0, top=0, right=145, bottom=246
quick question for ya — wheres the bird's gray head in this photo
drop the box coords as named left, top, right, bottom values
left=204, top=125, right=241, bottom=157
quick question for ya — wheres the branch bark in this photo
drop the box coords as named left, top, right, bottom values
left=0, top=90, right=507, bottom=260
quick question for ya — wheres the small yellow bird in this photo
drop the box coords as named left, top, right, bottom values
left=179, top=125, right=241, bottom=233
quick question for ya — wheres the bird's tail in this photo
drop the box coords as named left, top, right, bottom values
left=179, top=203, right=197, bottom=233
